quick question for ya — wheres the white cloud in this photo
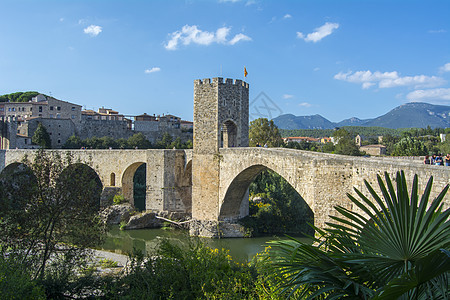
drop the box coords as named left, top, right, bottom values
left=299, top=102, right=312, bottom=107
left=406, top=88, right=450, bottom=103
left=282, top=94, right=294, bottom=99
left=440, top=63, right=450, bottom=73
left=145, top=67, right=161, bottom=74
left=164, top=25, right=251, bottom=50
left=297, top=22, right=339, bottom=43
left=334, top=70, right=446, bottom=89
left=428, top=29, right=447, bottom=34
left=59, top=18, right=64, bottom=22
left=229, top=33, right=252, bottom=45
left=84, top=25, right=102, bottom=37
left=313, top=67, right=320, bottom=71
left=283, top=14, right=292, bottom=19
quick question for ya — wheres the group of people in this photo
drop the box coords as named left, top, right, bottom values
left=424, top=154, right=450, bottom=166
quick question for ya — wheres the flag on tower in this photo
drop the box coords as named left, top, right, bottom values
left=244, top=67, right=248, bottom=78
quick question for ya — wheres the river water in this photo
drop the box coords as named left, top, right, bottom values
left=100, top=226, right=310, bottom=262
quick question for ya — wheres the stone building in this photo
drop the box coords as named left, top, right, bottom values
left=0, top=93, right=193, bottom=149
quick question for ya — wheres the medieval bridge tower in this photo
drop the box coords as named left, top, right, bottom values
left=191, top=77, right=249, bottom=236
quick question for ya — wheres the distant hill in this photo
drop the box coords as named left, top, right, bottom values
left=0, top=91, right=42, bottom=103
left=336, top=117, right=371, bottom=127
left=362, top=102, right=450, bottom=129
left=273, top=114, right=335, bottom=129
left=273, top=102, right=450, bottom=129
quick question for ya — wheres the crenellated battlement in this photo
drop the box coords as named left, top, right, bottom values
left=194, top=77, right=249, bottom=88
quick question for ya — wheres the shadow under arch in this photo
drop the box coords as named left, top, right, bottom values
left=58, top=163, right=103, bottom=211
left=219, top=164, right=314, bottom=235
left=122, top=162, right=146, bottom=210
left=0, top=162, right=37, bottom=211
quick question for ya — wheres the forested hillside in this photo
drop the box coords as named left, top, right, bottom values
left=0, top=91, right=42, bottom=102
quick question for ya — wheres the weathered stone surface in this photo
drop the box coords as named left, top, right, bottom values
left=100, top=203, right=134, bottom=225
left=125, top=212, right=161, bottom=230
left=189, top=220, right=246, bottom=238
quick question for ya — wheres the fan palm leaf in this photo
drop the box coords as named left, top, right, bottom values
left=268, top=171, right=449, bottom=299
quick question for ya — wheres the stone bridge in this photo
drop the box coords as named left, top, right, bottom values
left=0, top=149, right=193, bottom=212
left=0, top=147, right=449, bottom=238
left=1, top=77, right=449, bottom=237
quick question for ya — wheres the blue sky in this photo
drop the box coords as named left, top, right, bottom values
left=1, top=0, right=449, bottom=122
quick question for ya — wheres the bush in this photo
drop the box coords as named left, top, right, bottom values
left=0, top=256, right=46, bottom=299
left=112, top=194, right=126, bottom=205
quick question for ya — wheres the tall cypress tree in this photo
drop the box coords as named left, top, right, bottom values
left=32, top=123, right=52, bottom=149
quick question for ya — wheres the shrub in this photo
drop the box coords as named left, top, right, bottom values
left=112, top=194, right=126, bottom=205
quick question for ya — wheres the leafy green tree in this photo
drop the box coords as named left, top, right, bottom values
left=249, top=118, right=283, bottom=147
left=333, top=128, right=362, bottom=156
left=128, top=132, right=152, bottom=149
left=392, top=136, right=428, bottom=156
left=32, top=122, right=52, bottom=149
left=268, top=171, right=449, bottom=299
left=0, top=150, right=105, bottom=280
left=322, top=141, right=335, bottom=153
left=63, top=135, right=82, bottom=149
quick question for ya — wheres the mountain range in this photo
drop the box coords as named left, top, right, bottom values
left=272, top=102, right=450, bottom=129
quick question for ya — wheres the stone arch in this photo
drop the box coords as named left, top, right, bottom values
left=219, top=164, right=314, bottom=224
left=122, top=162, right=146, bottom=208
left=221, top=119, right=237, bottom=148
left=58, top=163, right=103, bottom=210
left=0, top=162, right=36, bottom=209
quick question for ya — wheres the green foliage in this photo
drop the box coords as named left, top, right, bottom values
left=63, top=132, right=193, bottom=150
left=113, top=240, right=259, bottom=299
left=0, top=150, right=105, bottom=280
left=0, top=256, right=46, bottom=299
left=0, top=91, right=41, bottom=103
left=268, top=171, right=449, bottom=299
left=31, top=122, right=51, bottom=149
left=392, top=136, right=428, bottom=156
left=333, top=128, right=363, bottom=156
left=98, top=258, right=118, bottom=268
left=249, top=118, right=283, bottom=147
left=112, top=194, right=126, bottom=205
left=240, top=170, right=314, bottom=236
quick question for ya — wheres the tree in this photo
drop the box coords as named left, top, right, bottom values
left=333, top=128, right=362, bottom=156
left=268, top=171, right=449, bottom=299
left=392, top=136, right=428, bottom=156
left=0, top=150, right=105, bottom=280
left=32, top=123, right=52, bottom=149
left=128, top=133, right=152, bottom=149
left=249, top=118, right=283, bottom=147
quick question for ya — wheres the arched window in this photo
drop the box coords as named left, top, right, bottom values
left=110, top=173, right=116, bottom=186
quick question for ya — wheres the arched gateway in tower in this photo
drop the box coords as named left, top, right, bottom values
left=191, top=77, right=249, bottom=237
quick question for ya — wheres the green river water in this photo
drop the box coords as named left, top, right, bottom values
left=100, top=226, right=310, bottom=262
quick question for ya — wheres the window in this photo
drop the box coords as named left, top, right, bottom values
left=56, top=114, right=60, bottom=118
left=57, top=106, right=61, bottom=111
left=50, top=106, right=54, bottom=111
left=25, top=139, right=27, bottom=144
left=30, top=107, right=32, bottom=111
left=72, top=107, right=75, bottom=111
left=12, top=107, right=15, bottom=111
left=71, top=115, right=75, bottom=119
left=57, top=139, right=61, bottom=144
left=50, top=114, right=53, bottom=118
left=8, top=108, right=11, bottom=111
left=39, top=106, right=42, bottom=112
